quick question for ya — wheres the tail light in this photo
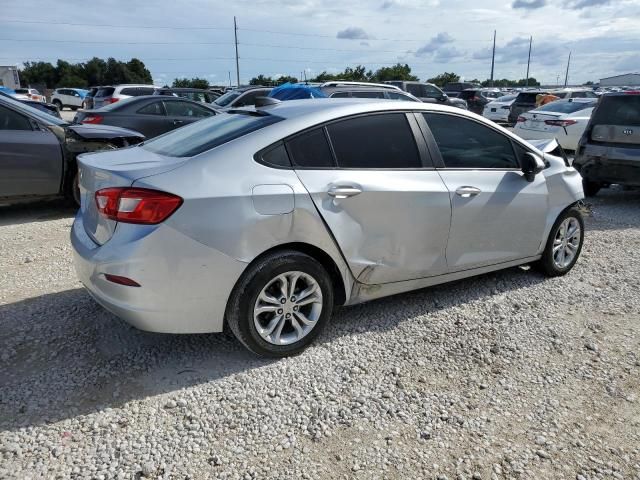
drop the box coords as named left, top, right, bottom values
left=104, top=274, right=141, bottom=287
left=544, top=119, right=577, bottom=127
left=105, top=97, right=119, bottom=104
left=95, top=188, right=183, bottom=224
left=517, top=116, right=526, bottom=123
left=82, top=115, right=103, bottom=124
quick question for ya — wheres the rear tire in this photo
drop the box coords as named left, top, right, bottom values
left=52, top=99, right=63, bottom=110
left=534, top=206, right=584, bottom=277
left=582, top=178, right=601, bottom=197
left=226, top=250, right=334, bottom=357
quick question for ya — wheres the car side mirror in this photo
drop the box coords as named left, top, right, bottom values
left=521, top=152, right=545, bottom=182
left=438, top=94, right=448, bottom=101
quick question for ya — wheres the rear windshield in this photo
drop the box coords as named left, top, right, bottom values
left=592, top=95, right=640, bottom=126
left=535, top=100, right=597, bottom=114
left=141, top=111, right=283, bottom=157
left=458, top=91, right=477, bottom=100
left=96, top=87, right=115, bottom=97
left=214, top=90, right=242, bottom=107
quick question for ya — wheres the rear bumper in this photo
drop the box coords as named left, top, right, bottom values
left=71, top=212, right=247, bottom=333
left=574, top=144, right=640, bottom=185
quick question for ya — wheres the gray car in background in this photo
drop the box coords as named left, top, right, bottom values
left=74, top=96, right=219, bottom=139
left=213, top=86, right=273, bottom=109
left=72, top=99, right=584, bottom=357
left=0, top=95, right=144, bottom=205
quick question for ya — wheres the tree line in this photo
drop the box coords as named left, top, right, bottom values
left=19, top=58, right=153, bottom=89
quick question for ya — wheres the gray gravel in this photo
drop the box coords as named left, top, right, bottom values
left=1, top=189, right=639, bottom=480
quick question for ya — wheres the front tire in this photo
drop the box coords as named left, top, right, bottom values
left=226, top=251, right=334, bottom=357
left=52, top=99, right=63, bottom=110
left=535, top=206, right=584, bottom=277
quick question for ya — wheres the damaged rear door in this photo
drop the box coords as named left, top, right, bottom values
left=291, top=112, right=451, bottom=285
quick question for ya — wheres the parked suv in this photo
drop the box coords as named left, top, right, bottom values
left=573, top=92, right=640, bottom=196
left=51, top=88, right=88, bottom=111
left=318, top=81, right=420, bottom=101
left=93, top=85, right=157, bottom=109
left=384, top=81, right=467, bottom=109
left=458, top=88, right=505, bottom=114
left=213, top=86, right=273, bottom=109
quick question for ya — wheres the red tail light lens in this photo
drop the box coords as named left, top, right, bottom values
left=95, top=188, right=183, bottom=224
left=105, top=97, right=119, bottom=104
left=82, top=115, right=103, bottom=124
left=104, top=274, right=141, bottom=287
left=544, top=119, right=577, bottom=127
left=517, top=116, right=526, bottom=123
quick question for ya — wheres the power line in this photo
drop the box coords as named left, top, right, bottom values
left=0, top=18, right=230, bottom=30
left=0, top=38, right=233, bottom=45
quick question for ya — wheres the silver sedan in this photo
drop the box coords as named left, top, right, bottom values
left=71, top=99, right=585, bottom=357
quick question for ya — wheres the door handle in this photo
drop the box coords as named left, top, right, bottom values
left=328, top=185, right=362, bottom=199
left=173, top=119, right=184, bottom=125
left=455, top=186, right=482, bottom=198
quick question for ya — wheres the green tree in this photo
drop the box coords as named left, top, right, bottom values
left=172, top=77, right=210, bottom=89
left=83, top=57, right=108, bottom=87
left=370, top=63, right=418, bottom=82
left=249, top=74, right=273, bottom=85
left=19, top=61, right=57, bottom=88
left=275, top=75, right=298, bottom=85
left=426, top=72, right=460, bottom=87
left=57, top=74, right=88, bottom=88
left=126, top=58, right=152, bottom=83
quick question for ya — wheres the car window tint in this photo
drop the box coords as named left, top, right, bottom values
left=260, top=142, right=292, bottom=168
left=0, top=105, right=33, bottom=130
left=424, top=113, right=519, bottom=169
left=327, top=113, right=421, bottom=169
left=137, top=102, right=165, bottom=115
left=96, top=87, right=115, bottom=97
left=285, top=128, right=335, bottom=168
left=592, top=95, right=640, bottom=126
left=142, top=112, right=283, bottom=158
left=330, top=92, right=351, bottom=98
left=165, top=101, right=213, bottom=117
left=423, top=85, right=442, bottom=98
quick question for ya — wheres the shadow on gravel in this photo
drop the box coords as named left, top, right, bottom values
left=0, top=263, right=547, bottom=433
left=584, top=187, right=640, bottom=232
left=0, top=199, right=77, bottom=227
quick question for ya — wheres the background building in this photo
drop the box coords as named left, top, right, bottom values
left=599, top=73, right=640, bottom=87
left=0, top=66, right=21, bottom=89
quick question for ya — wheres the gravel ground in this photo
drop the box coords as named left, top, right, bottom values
left=1, top=189, right=639, bottom=480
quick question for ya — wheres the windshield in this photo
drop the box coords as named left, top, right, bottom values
left=0, top=96, right=67, bottom=126
left=214, top=90, right=242, bottom=107
left=534, top=100, right=597, bottom=114
left=493, top=94, right=517, bottom=103
left=142, top=111, right=283, bottom=157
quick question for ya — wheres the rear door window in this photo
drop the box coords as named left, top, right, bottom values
left=286, top=128, right=335, bottom=168
left=424, top=113, right=519, bottom=169
left=406, top=84, right=422, bottom=96
left=0, top=105, right=33, bottom=130
left=350, top=91, right=386, bottom=98
left=326, top=113, right=422, bottom=169
left=137, top=101, right=165, bottom=115
left=164, top=101, right=214, bottom=118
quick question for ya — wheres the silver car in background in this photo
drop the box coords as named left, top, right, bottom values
left=71, top=100, right=585, bottom=357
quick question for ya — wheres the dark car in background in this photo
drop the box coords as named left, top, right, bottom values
left=74, top=95, right=218, bottom=139
left=154, top=87, right=217, bottom=103
left=384, top=81, right=468, bottom=109
left=443, top=82, right=479, bottom=97
left=458, top=88, right=505, bottom=114
left=573, top=92, right=640, bottom=196
left=507, top=90, right=554, bottom=125
left=0, top=95, right=143, bottom=205
left=213, top=85, right=273, bottom=109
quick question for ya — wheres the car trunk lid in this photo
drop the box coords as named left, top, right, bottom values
left=78, top=146, right=188, bottom=245
left=520, top=112, right=563, bottom=131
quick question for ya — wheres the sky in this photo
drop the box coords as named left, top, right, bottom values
left=1, top=0, right=639, bottom=86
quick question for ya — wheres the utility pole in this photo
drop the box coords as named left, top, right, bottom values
left=228, top=71, right=231, bottom=88
left=564, top=51, right=571, bottom=87
left=490, top=30, right=496, bottom=87
left=233, top=16, right=240, bottom=87
left=525, top=36, right=532, bottom=87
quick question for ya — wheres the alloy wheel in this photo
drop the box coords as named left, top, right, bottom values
left=552, top=217, right=581, bottom=269
left=253, top=271, right=323, bottom=346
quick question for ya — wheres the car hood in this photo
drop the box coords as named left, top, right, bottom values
left=66, top=123, right=145, bottom=141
